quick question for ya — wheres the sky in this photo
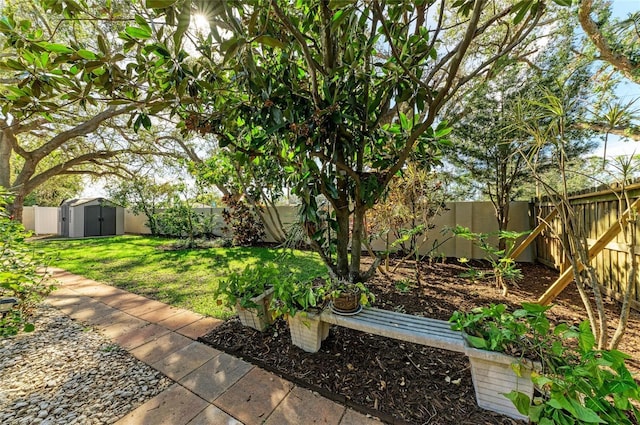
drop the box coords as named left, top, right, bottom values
left=591, top=1, right=640, bottom=158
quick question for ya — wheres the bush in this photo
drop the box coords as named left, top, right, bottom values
left=154, top=202, right=210, bottom=239
left=0, top=188, right=53, bottom=337
left=221, top=195, right=265, bottom=246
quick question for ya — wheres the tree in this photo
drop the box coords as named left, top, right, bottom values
left=446, top=31, right=597, bottom=236
left=0, top=1, right=196, bottom=221
left=192, top=151, right=289, bottom=243
left=123, top=0, right=558, bottom=283
left=106, top=175, right=175, bottom=235
left=574, top=0, right=640, bottom=141
left=22, top=175, right=82, bottom=206
left=516, top=83, right=640, bottom=350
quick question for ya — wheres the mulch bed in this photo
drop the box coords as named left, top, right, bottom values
left=200, top=260, right=640, bottom=425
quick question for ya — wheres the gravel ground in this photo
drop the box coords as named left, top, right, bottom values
left=0, top=304, right=172, bottom=425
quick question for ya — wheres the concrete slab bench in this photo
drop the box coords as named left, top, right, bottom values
left=292, top=307, right=530, bottom=421
left=292, top=306, right=464, bottom=353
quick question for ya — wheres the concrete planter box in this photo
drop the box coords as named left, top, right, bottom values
left=288, top=310, right=330, bottom=352
left=465, top=342, right=538, bottom=421
left=236, top=287, right=275, bottom=332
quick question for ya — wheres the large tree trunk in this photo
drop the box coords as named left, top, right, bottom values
left=335, top=204, right=350, bottom=280
left=350, top=204, right=365, bottom=282
left=9, top=192, right=25, bottom=222
left=0, top=130, right=11, bottom=190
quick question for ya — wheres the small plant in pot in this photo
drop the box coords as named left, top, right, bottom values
left=215, top=264, right=279, bottom=332
left=327, top=280, right=375, bottom=315
left=270, top=278, right=329, bottom=352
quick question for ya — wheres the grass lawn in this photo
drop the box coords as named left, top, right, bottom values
left=32, top=235, right=327, bottom=319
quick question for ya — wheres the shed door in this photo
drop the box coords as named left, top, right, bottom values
left=84, top=205, right=102, bottom=237
left=101, top=206, right=116, bottom=235
left=60, top=204, right=70, bottom=237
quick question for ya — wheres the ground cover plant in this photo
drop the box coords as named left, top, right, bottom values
left=32, top=236, right=326, bottom=319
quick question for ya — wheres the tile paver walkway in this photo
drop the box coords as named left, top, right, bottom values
left=45, top=268, right=382, bottom=425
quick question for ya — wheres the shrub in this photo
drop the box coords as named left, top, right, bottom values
left=215, top=264, right=279, bottom=309
left=0, top=188, right=53, bottom=337
left=154, top=202, right=209, bottom=239
left=451, top=226, right=529, bottom=296
left=221, top=195, right=265, bottom=247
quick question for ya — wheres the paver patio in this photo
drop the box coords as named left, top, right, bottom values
left=44, top=268, right=382, bottom=425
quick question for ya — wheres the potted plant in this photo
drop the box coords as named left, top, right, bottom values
left=450, top=303, right=640, bottom=424
left=449, top=303, right=551, bottom=420
left=271, top=278, right=329, bottom=352
left=327, top=280, right=375, bottom=315
left=215, top=265, right=278, bottom=332
left=508, top=320, right=640, bottom=424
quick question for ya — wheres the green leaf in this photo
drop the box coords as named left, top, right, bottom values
left=434, top=126, right=452, bottom=138
left=77, top=49, right=97, bottom=60
left=145, top=0, right=177, bottom=8
left=141, top=114, right=152, bottom=130
left=464, top=334, right=488, bottom=349
left=125, top=26, right=151, bottom=39
left=504, top=391, right=530, bottom=415
left=399, top=112, right=410, bottom=131
left=254, top=35, right=285, bottom=49
left=3, top=59, right=25, bottom=71
left=552, top=0, right=572, bottom=6
left=173, top=0, right=191, bottom=50
left=511, top=1, right=532, bottom=26
left=578, top=320, right=595, bottom=352
left=23, top=323, right=35, bottom=332
left=568, top=398, right=606, bottom=423
left=520, top=302, right=550, bottom=313
left=97, top=35, right=108, bottom=55
left=39, top=42, right=73, bottom=54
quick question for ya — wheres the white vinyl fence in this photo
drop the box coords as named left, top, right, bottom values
left=22, top=206, right=59, bottom=235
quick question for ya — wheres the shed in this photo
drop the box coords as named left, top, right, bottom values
left=59, top=198, right=125, bottom=238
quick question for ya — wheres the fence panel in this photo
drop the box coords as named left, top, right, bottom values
left=534, top=184, right=640, bottom=308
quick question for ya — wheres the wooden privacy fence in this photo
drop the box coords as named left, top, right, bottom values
left=533, top=181, right=640, bottom=309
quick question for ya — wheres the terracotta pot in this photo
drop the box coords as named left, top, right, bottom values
left=331, top=290, right=360, bottom=313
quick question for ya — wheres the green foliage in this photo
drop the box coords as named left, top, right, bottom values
left=512, top=325, right=640, bottom=424
left=155, top=200, right=213, bottom=240
left=214, top=264, right=278, bottom=309
left=23, top=175, right=82, bottom=207
left=327, top=280, right=375, bottom=307
left=220, top=195, right=265, bottom=247
left=449, top=303, right=555, bottom=359
left=368, top=164, right=447, bottom=256
left=451, top=225, right=528, bottom=295
left=0, top=188, right=53, bottom=337
left=107, top=177, right=176, bottom=236
left=270, top=278, right=327, bottom=319
left=103, top=0, right=550, bottom=283
left=450, top=304, right=640, bottom=424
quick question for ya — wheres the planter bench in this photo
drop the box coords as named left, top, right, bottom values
left=293, top=307, right=529, bottom=421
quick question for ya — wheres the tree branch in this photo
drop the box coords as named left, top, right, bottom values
left=269, top=0, right=323, bottom=108
left=578, top=0, right=639, bottom=84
